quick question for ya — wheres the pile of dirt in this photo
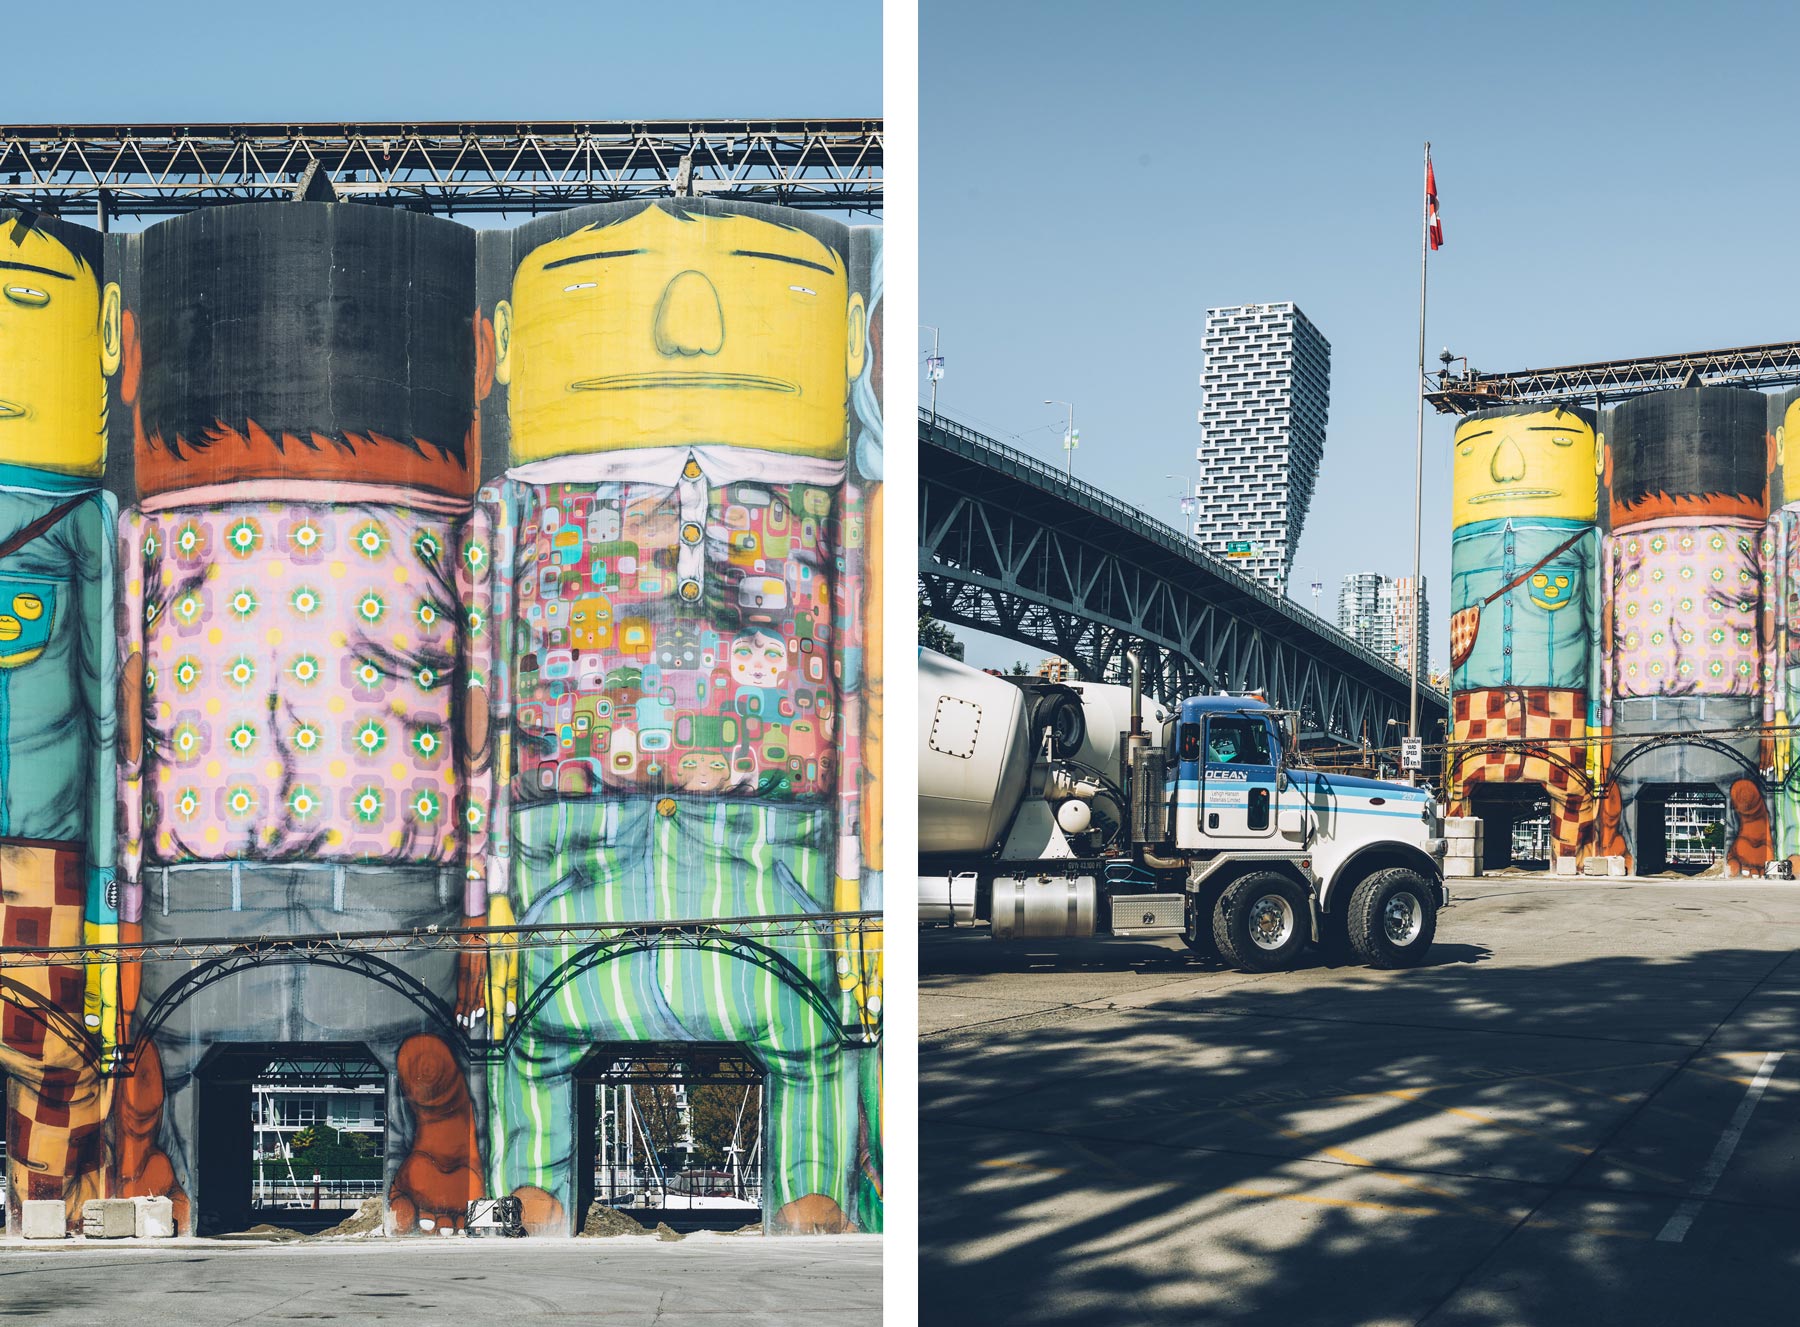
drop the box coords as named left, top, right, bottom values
left=223, top=1224, right=306, bottom=1241
left=315, top=1198, right=385, bottom=1238
left=653, top=1222, right=684, bottom=1242
left=580, top=1203, right=650, bottom=1237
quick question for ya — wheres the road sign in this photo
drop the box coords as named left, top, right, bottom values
left=1224, top=540, right=1254, bottom=558
left=1401, top=737, right=1423, bottom=770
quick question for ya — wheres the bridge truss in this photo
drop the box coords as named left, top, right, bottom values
left=920, top=412, right=1448, bottom=742
left=0, top=120, right=882, bottom=219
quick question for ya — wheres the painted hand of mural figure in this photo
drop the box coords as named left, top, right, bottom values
left=388, top=1034, right=481, bottom=1233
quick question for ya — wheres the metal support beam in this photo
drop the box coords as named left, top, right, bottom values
left=1428, top=339, right=1800, bottom=414
left=0, top=121, right=882, bottom=217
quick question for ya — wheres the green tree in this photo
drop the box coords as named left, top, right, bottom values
left=918, top=595, right=964, bottom=660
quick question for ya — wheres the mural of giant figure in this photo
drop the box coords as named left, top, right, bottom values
left=0, top=211, right=121, bottom=1232
left=1762, top=390, right=1800, bottom=866
left=470, top=200, right=881, bottom=1235
left=114, top=203, right=489, bottom=1235
left=1598, top=387, right=1772, bottom=876
left=1446, top=405, right=1599, bottom=865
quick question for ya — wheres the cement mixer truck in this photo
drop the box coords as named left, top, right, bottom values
left=918, top=648, right=1449, bottom=970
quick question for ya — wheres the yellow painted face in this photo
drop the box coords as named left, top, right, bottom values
left=0, top=227, right=119, bottom=477
left=496, top=207, right=864, bottom=461
left=1451, top=409, right=1597, bottom=525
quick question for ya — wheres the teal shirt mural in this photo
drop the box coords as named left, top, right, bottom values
left=0, top=474, right=117, bottom=923
left=1450, top=516, right=1594, bottom=694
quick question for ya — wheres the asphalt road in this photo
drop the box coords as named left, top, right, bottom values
left=0, top=1235, right=882, bottom=1323
left=920, top=877, right=1800, bottom=1326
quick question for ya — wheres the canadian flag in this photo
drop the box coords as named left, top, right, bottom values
left=1426, top=155, right=1443, bottom=250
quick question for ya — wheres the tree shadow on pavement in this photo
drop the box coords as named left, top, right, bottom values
left=919, top=942, right=1800, bottom=1326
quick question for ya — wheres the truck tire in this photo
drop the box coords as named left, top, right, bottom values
left=1211, top=872, right=1309, bottom=972
left=1346, top=867, right=1438, bottom=969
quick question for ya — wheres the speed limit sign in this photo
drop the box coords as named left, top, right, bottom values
left=1401, top=737, right=1423, bottom=771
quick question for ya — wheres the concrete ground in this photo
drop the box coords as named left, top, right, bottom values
left=920, top=877, right=1800, bottom=1326
left=0, top=1234, right=882, bottom=1323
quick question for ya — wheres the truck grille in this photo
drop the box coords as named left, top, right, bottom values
left=1109, top=893, right=1184, bottom=937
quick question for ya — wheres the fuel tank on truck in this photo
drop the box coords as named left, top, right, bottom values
left=920, top=649, right=1033, bottom=855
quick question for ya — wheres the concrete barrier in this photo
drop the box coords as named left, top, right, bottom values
left=133, top=1196, right=176, bottom=1238
left=1443, top=854, right=1480, bottom=878
left=1555, top=857, right=1578, bottom=876
left=1581, top=856, right=1625, bottom=877
left=21, top=1201, right=67, bottom=1239
left=82, top=1199, right=137, bottom=1239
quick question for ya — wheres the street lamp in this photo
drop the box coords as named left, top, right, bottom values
left=921, top=325, right=945, bottom=423
left=1045, top=399, right=1077, bottom=479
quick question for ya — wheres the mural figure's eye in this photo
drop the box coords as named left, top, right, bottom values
left=11, top=593, right=43, bottom=620
left=1551, top=434, right=1573, bottom=447
left=3, top=286, right=49, bottom=308
left=1459, top=444, right=1473, bottom=456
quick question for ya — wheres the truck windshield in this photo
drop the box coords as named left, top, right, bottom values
left=1205, top=716, right=1273, bottom=766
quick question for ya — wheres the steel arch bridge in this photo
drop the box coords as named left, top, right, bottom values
left=919, top=411, right=1449, bottom=743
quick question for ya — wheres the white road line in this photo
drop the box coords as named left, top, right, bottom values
left=1656, top=1051, right=1785, bottom=1244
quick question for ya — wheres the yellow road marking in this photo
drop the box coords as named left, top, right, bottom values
left=1381, top=1088, right=1690, bottom=1188
left=1221, top=1185, right=1440, bottom=1217
left=977, top=1158, right=1070, bottom=1176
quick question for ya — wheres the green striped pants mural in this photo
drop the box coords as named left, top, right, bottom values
left=489, top=799, right=857, bottom=1230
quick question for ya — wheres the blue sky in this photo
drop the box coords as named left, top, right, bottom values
left=922, top=0, right=1800, bottom=671
left=1, top=1, right=879, bottom=122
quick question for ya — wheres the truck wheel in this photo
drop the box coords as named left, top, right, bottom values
left=1346, top=867, right=1438, bottom=969
left=1211, top=872, right=1309, bottom=972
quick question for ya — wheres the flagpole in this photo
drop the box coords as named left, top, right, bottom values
left=1408, top=141, right=1429, bottom=748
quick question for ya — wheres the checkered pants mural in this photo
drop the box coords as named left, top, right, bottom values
left=0, top=839, right=109, bottom=1229
left=1449, top=689, right=1596, bottom=861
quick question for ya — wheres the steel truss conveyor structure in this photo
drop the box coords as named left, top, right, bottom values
left=1427, top=339, right=1800, bottom=415
left=0, top=911, right=883, bottom=1076
left=0, top=121, right=883, bottom=218
left=920, top=411, right=1448, bottom=742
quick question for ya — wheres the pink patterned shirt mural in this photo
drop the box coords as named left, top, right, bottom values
left=1607, top=518, right=1768, bottom=699
left=121, top=483, right=478, bottom=874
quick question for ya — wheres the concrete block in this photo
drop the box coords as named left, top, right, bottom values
left=1581, top=855, right=1624, bottom=877
left=82, top=1199, right=136, bottom=1239
left=1554, top=857, right=1578, bottom=876
left=1443, top=854, right=1480, bottom=878
left=1608, top=856, right=1629, bottom=877
left=1444, top=817, right=1484, bottom=842
left=20, top=1200, right=67, bottom=1239
left=133, top=1196, right=175, bottom=1238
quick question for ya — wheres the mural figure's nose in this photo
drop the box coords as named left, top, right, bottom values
left=654, top=271, right=724, bottom=357
left=1491, top=435, right=1526, bottom=484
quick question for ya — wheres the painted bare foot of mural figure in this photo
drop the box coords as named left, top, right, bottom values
left=776, top=1193, right=852, bottom=1234
left=511, top=1185, right=565, bottom=1237
left=389, top=1034, right=480, bottom=1234
left=118, top=1041, right=189, bottom=1230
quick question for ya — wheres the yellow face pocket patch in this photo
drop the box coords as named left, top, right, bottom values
left=1529, top=571, right=1573, bottom=612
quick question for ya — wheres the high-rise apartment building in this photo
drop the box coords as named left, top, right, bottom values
left=1337, top=572, right=1430, bottom=675
left=1194, top=302, right=1331, bottom=591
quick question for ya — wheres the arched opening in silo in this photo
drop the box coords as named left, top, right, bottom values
left=1468, top=783, right=1553, bottom=871
left=194, top=1043, right=386, bottom=1236
left=1637, top=784, right=1727, bottom=876
left=576, top=1043, right=765, bottom=1233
